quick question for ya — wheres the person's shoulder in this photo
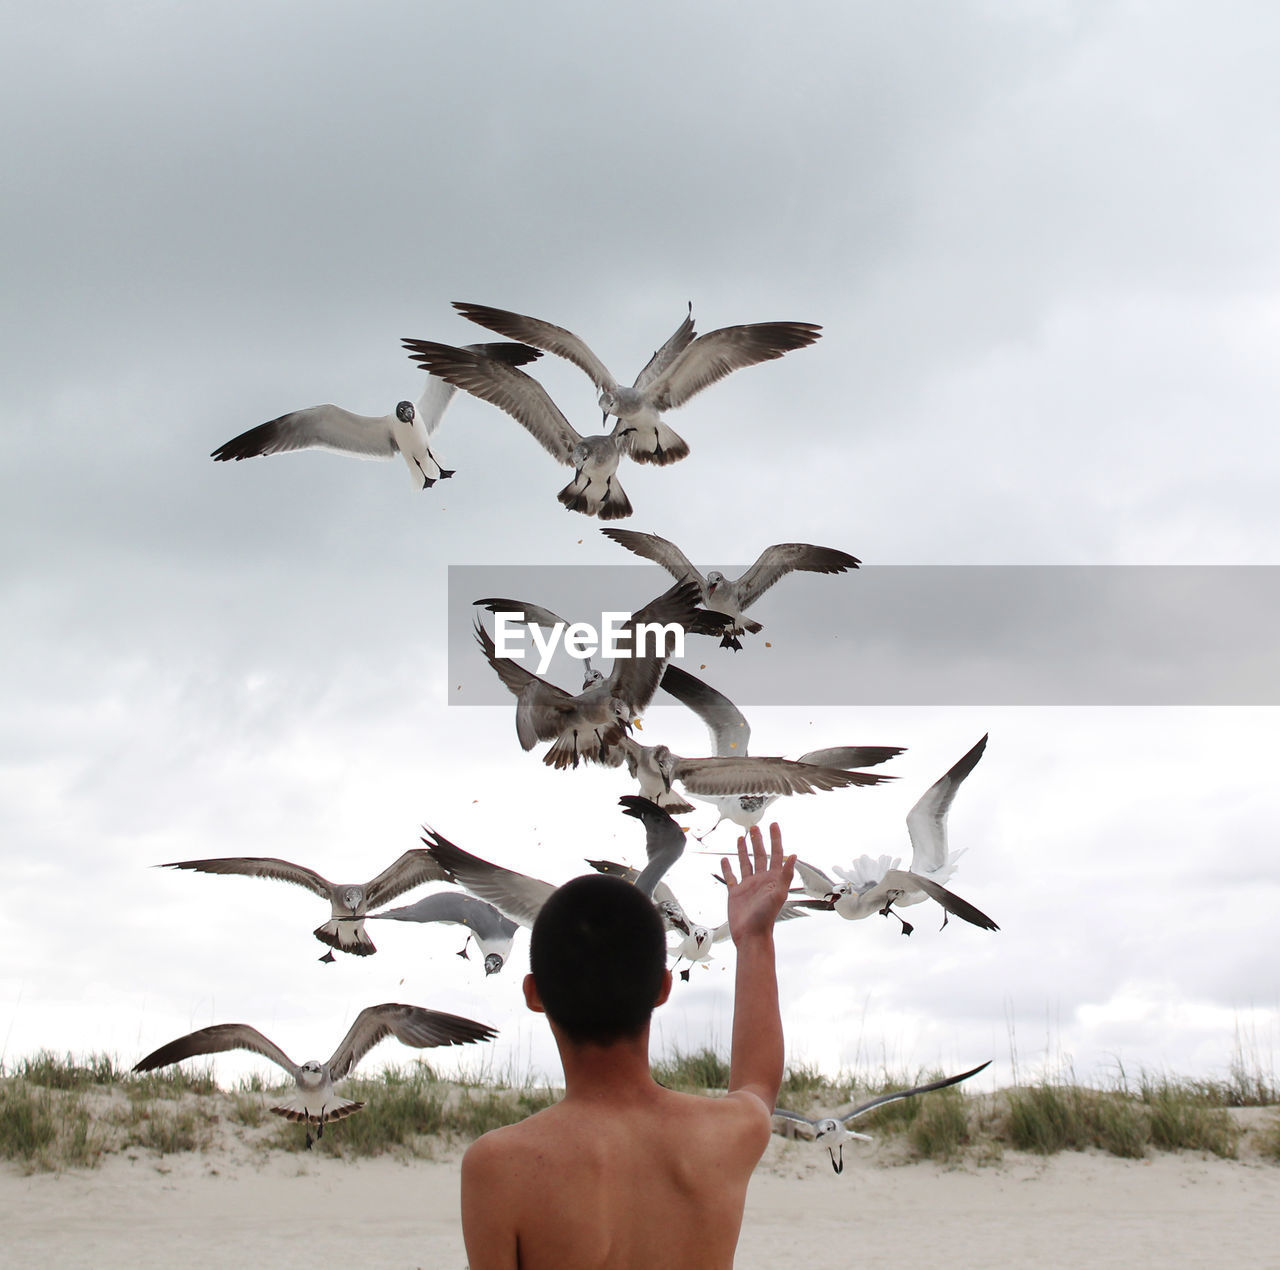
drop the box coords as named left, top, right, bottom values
left=463, top=1103, right=564, bottom=1176
left=666, top=1087, right=774, bottom=1156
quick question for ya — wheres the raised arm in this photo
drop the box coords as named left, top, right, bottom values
left=722, top=823, right=796, bottom=1111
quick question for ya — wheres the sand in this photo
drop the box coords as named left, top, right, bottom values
left=4, top=1129, right=1279, bottom=1269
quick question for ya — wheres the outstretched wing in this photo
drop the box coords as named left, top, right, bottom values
left=451, top=302, right=620, bottom=393
left=841, top=1061, right=992, bottom=1124
left=599, top=528, right=704, bottom=588
left=618, top=796, right=687, bottom=896
left=159, top=856, right=334, bottom=901
left=327, top=1003, right=497, bottom=1080
left=734, top=543, right=861, bottom=611
left=421, top=826, right=557, bottom=928
left=363, top=849, right=450, bottom=909
left=606, top=579, right=705, bottom=711
left=632, top=303, right=697, bottom=390
left=211, top=405, right=396, bottom=462
left=402, top=340, right=582, bottom=463
left=646, top=321, right=822, bottom=410
left=660, top=664, right=751, bottom=756
left=904, top=734, right=988, bottom=875
left=673, top=756, right=891, bottom=797
left=134, top=1023, right=297, bottom=1078
left=414, top=341, right=542, bottom=436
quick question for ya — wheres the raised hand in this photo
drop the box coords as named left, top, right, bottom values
left=722, top=823, right=796, bottom=943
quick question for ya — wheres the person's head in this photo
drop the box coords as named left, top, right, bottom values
left=526, top=874, right=670, bottom=1046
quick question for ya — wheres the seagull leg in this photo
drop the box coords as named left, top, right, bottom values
left=879, top=902, right=914, bottom=936
left=426, top=446, right=454, bottom=479
left=456, top=935, right=472, bottom=960
left=413, top=459, right=437, bottom=490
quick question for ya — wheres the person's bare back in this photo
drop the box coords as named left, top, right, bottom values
left=460, top=823, right=794, bottom=1270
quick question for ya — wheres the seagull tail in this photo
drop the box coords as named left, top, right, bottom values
left=621, top=420, right=690, bottom=467
left=557, top=474, right=633, bottom=521
left=271, top=1097, right=366, bottom=1124
left=313, top=921, right=377, bottom=956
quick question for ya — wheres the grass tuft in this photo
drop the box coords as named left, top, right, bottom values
left=652, top=1047, right=731, bottom=1092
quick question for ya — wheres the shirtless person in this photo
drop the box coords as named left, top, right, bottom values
left=460, top=822, right=796, bottom=1270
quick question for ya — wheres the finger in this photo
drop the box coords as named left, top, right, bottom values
left=781, top=853, right=797, bottom=888
left=721, top=857, right=737, bottom=886
left=768, top=822, right=783, bottom=870
left=737, top=834, right=751, bottom=879
left=750, top=824, right=766, bottom=873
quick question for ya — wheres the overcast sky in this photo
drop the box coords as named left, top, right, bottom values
left=3, top=1, right=1278, bottom=1094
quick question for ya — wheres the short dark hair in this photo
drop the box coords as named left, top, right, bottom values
left=529, top=874, right=668, bottom=1046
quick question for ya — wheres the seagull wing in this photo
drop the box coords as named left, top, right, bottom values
left=451, top=302, right=620, bottom=393
left=363, top=849, right=451, bottom=909
left=672, top=756, right=891, bottom=797
left=772, top=1107, right=821, bottom=1135
left=370, top=891, right=519, bottom=941
left=645, top=321, right=823, bottom=410
left=211, top=405, right=397, bottom=462
left=631, top=303, right=697, bottom=390
left=618, top=796, right=687, bottom=896
left=599, top=528, right=704, bottom=588
left=880, top=869, right=1000, bottom=931
left=421, top=827, right=557, bottom=928
left=904, top=734, right=988, bottom=874
left=413, top=341, right=542, bottom=437
left=733, top=543, right=861, bottom=611
left=473, top=597, right=573, bottom=632
left=133, top=1023, right=298, bottom=1078
left=401, top=340, right=582, bottom=463
left=795, top=745, right=904, bottom=769
left=792, top=858, right=837, bottom=897
left=159, top=856, right=334, bottom=901
left=841, top=1061, right=993, bottom=1124
left=606, top=579, right=704, bottom=710
left=660, top=664, right=751, bottom=756
left=327, top=1003, right=498, bottom=1080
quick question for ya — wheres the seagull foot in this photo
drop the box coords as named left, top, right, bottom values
left=318, top=951, right=336, bottom=964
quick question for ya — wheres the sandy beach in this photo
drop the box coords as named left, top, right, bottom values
left=5, top=1127, right=1278, bottom=1270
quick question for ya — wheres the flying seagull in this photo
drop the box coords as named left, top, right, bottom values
left=422, top=797, right=687, bottom=936
left=610, top=733, right=893, bottom=822
left=601, top=528, right=860, bottom=648
left=774, top=1061, right=992, bottom=1173
left=791, top=735, right=997, bottom=935
left=133, top=1004, right=497, bottom=1148
left=657, top=663, right=902, bottom=832
left=450, top=301, right=822, bottom=466
left=159, top=849, right=448, bottom=959
left=401, top=340, right=632, bottom=518
left=369, top=891, right=520, bottom=976
left=474, top=580, right=706, bottom=769
left=210, top=342, right=540, bottom=488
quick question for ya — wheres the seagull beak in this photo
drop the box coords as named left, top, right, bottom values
left=601, top=409, right=609, bottom=427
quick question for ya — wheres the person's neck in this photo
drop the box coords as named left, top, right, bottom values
left=554, top=1026, right=662, bottom=1104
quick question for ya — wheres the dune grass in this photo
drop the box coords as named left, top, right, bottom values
left=0, top=1048, right=1276, bottom=1172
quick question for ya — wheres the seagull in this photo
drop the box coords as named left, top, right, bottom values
left=210, top=342, right=540, bottom=488
left=774, top=1061, right=992, bottom=1173
left=133, top=1004, right=497, bottom=1148
left=791, top=735, right=998, bottom=935
left=421, top=797, right=687, bottom=935
left=159, top=849, right=448, bottom=959
left=401, top=340, right=632, bottom=518
left=450, top=301, right=822, bottom=466
left=610, top=733, right=894, bottom=822
left=474, top=580, right=706, bottom=769
left=369, top=891, right=520, bottom=976
left=657, top=663, right=902, bottom=832
left=601, top=528, right=860, bottom=648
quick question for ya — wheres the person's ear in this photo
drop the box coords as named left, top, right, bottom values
left=654, top=968, right=673, bottom=1008
left=523, top=972, right=546, bottom=1014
